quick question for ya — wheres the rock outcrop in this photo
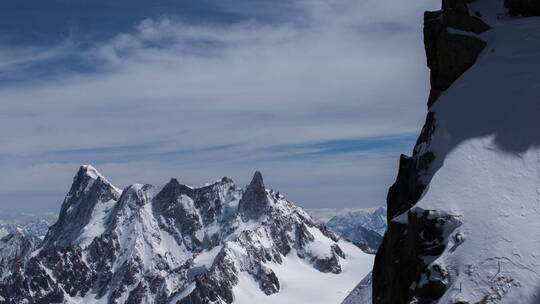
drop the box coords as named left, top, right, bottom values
left=424, top=0, right=491, bottom=106
left=238, top=171, right=269, bottom=221
left=373, top=0, right=540, bottom=303
left=373, top=0, right=495, bottom=303
left=0, top=166, right=369, bottom=304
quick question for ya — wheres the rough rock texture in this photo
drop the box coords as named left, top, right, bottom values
left=341, top=272, right=373, bottom=304
left=424, top=0, right=491, bottom=107
left=0, top=166, right=357, bottom=304
left=372, top=1, right=496, bottom=303
left=505, top=0, right=540, bottom=16
left=374, top=209, right=462, bottom=303
left=0, top=232, right=41, bottom=282
left=238, top=171, right=269, bottom=221
left=43, top=165, right=121, bottom=248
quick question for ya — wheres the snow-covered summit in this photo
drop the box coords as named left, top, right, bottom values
left=0, top=166, right=374, bottom=304
left=42, top=165, right=122, bottom=248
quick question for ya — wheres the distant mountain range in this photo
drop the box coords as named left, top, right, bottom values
left=0, top=212, right=57, bottom=239
left=324, top=207, right=386, bottom=253
left=0, top=165, right=373, bottom=304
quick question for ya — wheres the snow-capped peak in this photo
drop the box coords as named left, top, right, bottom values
left=0, top=166, right=374, bottom=304
left=80, top=164, right=103, bottom=179
left=41, top=165, right=122, bottom=248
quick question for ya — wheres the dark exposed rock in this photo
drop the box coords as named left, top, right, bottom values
left=43, top=165, right=120, bottom=249
left=424, top=1, right=490, bottom=107
left=353, top=242, right=377, bottom=255
left=311, top=244, right=345, bottom=274
left=313, top=251, right=342, bottom=274
left=180, top=250, right=238, bottom=304
left=373, top=208, right=461, bottom=304
left=153, top=179, right=204, bottom=251
left=414, top=111, right=436, bottom=153
left=255, top=267, right=280, bottom=295
left=238, top=171, right=270, bottom=220
left=505, top=0, right=540, bottom=16
left=372, top=1, right=494, bottom=303
left=386, top=154, right=425, bottom=219
left=344, top=225, right=383, bottom=253
left=316, top=223, right=340, bottom=242
left=1, top=166, right=354, bottom=304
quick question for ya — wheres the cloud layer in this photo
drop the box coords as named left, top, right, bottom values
left=0, top=0, right=439, bottom=212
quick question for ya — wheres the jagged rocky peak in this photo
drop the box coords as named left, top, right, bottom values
left=0, top=165, right=374, bottom=304
left=238, top=171, right=270, bottom=220
left=155, top=178, right=193, bottom=203
left=42, top=165, right=121, bottom=249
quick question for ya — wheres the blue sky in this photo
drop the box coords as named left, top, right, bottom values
left=0, top=0, right=439, bottom=212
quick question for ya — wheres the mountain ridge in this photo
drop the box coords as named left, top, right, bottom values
left=0, top=165, right=373, bottom=304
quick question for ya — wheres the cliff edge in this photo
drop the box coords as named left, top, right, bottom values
left=373, top=1, right=540, bottom=303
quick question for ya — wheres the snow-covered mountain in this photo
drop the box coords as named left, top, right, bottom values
left=306, top=208, right=378, bottom=223
left=326, top=207, right=387, bottom=236
left=0, top=165, right=373, bottom=304
left=372, top=1, right=540, bottom=304
left=0, top=213, right=57, bottom=239
left=325, top=207, right=386, bottom=252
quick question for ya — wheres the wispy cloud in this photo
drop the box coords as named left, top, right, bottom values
left=0, top=0, right=440, bottom=212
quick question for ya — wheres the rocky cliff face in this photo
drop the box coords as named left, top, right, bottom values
left=373, top=1, right=540, bottom=304
left=424, top=0, right=491, bottom=106
left=0, top=166, right=373, bottom=304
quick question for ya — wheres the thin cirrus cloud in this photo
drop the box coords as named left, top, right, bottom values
left=0, top=0, right=439, bottom=212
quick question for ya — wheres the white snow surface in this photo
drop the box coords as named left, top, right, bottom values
left=411, top=8, right=540, bottom=304
left=75, top=199, right=116, bottom=247
left=232, top=240, right=373, bottom=304
left=23, top=167, right=375, bottom=304
left=81, top=164, right=121, bottom=193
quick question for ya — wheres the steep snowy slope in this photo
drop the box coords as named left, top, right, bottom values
left=411, top=14, right=540, bottom=303
left=373, top=0, right=540, bottom=303
left=0, top=166, right=373, bottom=304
